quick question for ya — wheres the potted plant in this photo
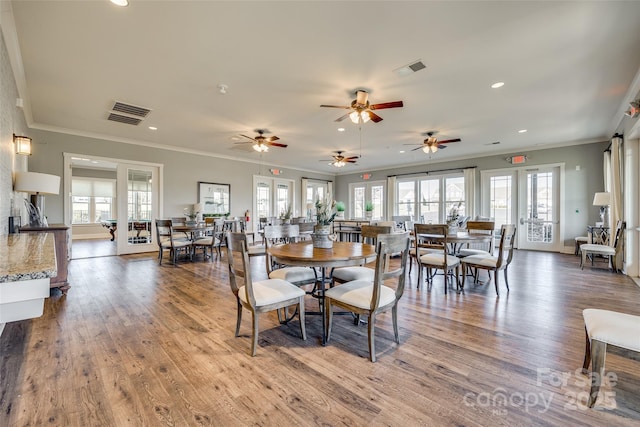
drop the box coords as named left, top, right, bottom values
left=313, top=195, right=337, bottom=248
left=335, top=201, right=346, bottom=220
left=280, top=204, right=293, bottom=223
left=365, top=201, right=374, bottom=220
left=183, top=204, right=200, bottom=224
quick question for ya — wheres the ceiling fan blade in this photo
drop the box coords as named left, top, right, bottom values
left=346, top=160, right=357, bottom=163
left=320, top=104, right=350, bottom=109
left=344, top=156, right=360, bottom=161
left=370, top=101, right=404, bottom=110
left=438, top=138, right=461, bottom=144
left=368, top=111, right=383, bottom=123
left=411, top=146, right=424, bottom=152
left=437, top=144, right=448, bottom=149
left=268, top=142, right=288, bottom=148
left=334, top=113, right=351, bottom=122
left=403, top=143, right=423, bottom=146
left=265, top=135, right=280, bottom=142
left=239, top=134, right=257, bottom=142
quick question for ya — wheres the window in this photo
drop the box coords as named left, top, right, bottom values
left=71, top=178, right=116, bottom=224
left=395, top=174, right=465, bottom=222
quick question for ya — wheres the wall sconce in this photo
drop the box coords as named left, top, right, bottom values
left=13, top=134, right=32, bottom=155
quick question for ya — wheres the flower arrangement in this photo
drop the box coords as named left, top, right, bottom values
left=183, top=204, right=201, bottom=221
left=365, top=201, right=374, bottom=212
left=315, top=194, right=337, bottom=225
left=280, top=204, right=292, bottom=220
left=447, top=201, right=462, bottom=226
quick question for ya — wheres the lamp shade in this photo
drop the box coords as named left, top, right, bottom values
left=14, top=171, right=61, bottom=195
left=592, top=192, right=610, bottom=206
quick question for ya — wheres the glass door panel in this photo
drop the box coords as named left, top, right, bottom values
left=518, top=167, right=560, bottom=251
left=117, top=165, right=158, bottom=255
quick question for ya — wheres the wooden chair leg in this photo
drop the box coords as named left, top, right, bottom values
left=368, top=313, right=376, bottom=362
left=235, top=300, right=243, bottom=337
left=298, top=299, right=306, bottom=341
left=494, top=269, right=500, bottom=296
left=588, top=339, right=607, bottom=408
left=504, top=267, right=510, bottom=291
left=250, top=312, right=259, bottom=357
left=392, top=305, right=399, bottom=343
left=325, top=299, right=333, bottom=343
left=582, top=327, right=591, bottom=374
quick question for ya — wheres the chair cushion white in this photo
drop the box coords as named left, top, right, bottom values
left=325, top=280, right=396, bottom=310
left=580, top=244, right=616, bottom=256
left=583, top=309, right=640, bottom=352
left=238, top=279, right=304, bottom=307
left=193, top=236, right=219, bottom=246
left=269, top=267, right=316, bottom=283
left=248, top=245, right=266, bottom=256
left=574, top=236, right=589, bottom=243
left=419, top=253, right=460, bottom=267
left=462, top=254, right=498, bottom=268
left=332, top=266, right=374, bottom=282
left=160, top=239, right=191, bottom=249
left=458, top=248, right=490, bottom=257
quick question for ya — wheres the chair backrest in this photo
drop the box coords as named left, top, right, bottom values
left=297, top=222, right=315, bottom=234
left=156, top=219, right=173, bottom=246
left=466, top=220, right=496, bottom=253
left=612, top=220, right=626, bottom=250
left=496, top=224, right=517, bottom=268
left=204, top=217, right=215, bottom=226
left=264, top=225, right=301, bottom=274
left=226, top=232, right=256, bottom=307
left=171, top=217, right=186, bottom=226
left=413, top=223, right=448, bottom=250
left=361, top=224, right=393, bottom=245
left=369, top=232, right=410, bottom=310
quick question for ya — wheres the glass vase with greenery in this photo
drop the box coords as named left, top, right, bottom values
left=315, top=195, right=337, bottom=226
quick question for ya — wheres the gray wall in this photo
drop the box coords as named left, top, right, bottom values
left=334, top=143, right=608, bottom=247
left=26, top=129, right=334, bottom=225
left=0, top=31, right=29, bottom=236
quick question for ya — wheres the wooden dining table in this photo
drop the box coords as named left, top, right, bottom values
left=416, top=230, right=493, bottom=255
left=172, top=223, right=214, bottom=260
left=268, top=240, right=377, bottom=344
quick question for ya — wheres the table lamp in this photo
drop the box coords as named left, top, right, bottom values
left=14, top=171, right=61, bottom=227
left=592, top=192, right=610, bottom=226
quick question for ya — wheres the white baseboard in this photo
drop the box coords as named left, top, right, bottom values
left=72, top=234, right=111, bottom=240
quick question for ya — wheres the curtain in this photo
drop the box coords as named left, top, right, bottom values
left=609, top=135, right=623, bottom=270
left=387, top=176, right=396, bottom=220
left=463, top=168, right=476, bottom=220
left=300, top=178, right=308, bottom=216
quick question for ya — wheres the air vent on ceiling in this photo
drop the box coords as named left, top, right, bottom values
left=112, top=101, right=151, bottom=117
left=394, top=60, right=426, bottom=77
left=107, top=113, right=142, bottom=126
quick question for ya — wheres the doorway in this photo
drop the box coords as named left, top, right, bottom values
left=63, top=153, right=163, bottom=257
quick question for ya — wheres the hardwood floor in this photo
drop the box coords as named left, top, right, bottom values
left=71, top=238, right=116, bottom=259
left=1, top=250, right=639, bottom=426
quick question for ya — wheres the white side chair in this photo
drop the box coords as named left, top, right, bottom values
left=582, top=309, right=640, bottom=408
left=580, top=221, right=625, bottom=271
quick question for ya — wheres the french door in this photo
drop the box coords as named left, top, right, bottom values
left=116, top=163, right=160, bottom=255
left=481, top=165, right=562, bottom=251
left=253, top=176, right=294, bottom=231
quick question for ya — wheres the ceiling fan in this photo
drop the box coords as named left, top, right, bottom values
left=320, top=90, right=403, bottom=124
left=406, top=131, right=461, bottom=154
left=320, top=151, right=359, bottom=168
left=235, top=130, right=288, bottom=152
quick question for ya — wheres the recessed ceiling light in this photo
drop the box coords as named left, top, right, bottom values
left=110, top=0, right=129, bottom=7
left=399, top=150, right=405, bottom=154
left=491, top=82, right=505, bottom=89
left=518, top=129, right=527, bottom=133
left=337, top=128, right=345, bottom=132
left=148, top=126, right=157, bottom=130
left=231, top=136, right=240, bottom=141
left=91, top=161, right=99, bottom=164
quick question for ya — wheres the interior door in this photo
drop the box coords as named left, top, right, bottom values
left=116, top=164, right=159, bottom=255
left=517, top=166, right=561, bottom=251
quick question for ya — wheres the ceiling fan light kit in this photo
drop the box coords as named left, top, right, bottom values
left=236, top=130, right=287, bottom=153
left=320, top=89, right=403, bottom=124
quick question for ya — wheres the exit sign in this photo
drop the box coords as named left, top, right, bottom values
left=510, top=155, right=526, bottom=164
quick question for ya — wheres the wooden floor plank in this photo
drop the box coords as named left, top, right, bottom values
left=1, top=249, right=639, bottom=425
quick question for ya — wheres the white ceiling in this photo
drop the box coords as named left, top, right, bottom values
left=4, top=1, right=640, bottom=174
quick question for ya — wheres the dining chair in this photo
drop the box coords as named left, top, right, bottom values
left=192, top=218, right=220, bottom=261
left=457, top=220, right=495, bottom=257
left=296, top=221, right=315, bottom=240
left=580, top=220, right=625, bottom=272
left=325, top=232, right=410, bottom=362
left=414, top=223, right=461, bottom=294
left=155, top=219, right=192, bottom=265
left=331, top=224, right=392, bottom=286
left=226, top=232, right=306, bottom=356
left=264, top=225, right=317, bottom=287
left=460, top=224, right=516, bottom=296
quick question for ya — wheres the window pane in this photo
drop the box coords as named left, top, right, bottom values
left=371, top=185, right=383, bottom=220
left=72, top=196, right=90, bottom=224
left=490, top=175, right=512, bottom=230
left=353, top=186, right=365, bottom=218
left=445, top=176, right=465, bottom=221
left=397, top=181, right=415, bottom=218
left=276, top=184, right=289, bottom=217
left=94, top=197, right=112, bottom=222
left=419, top=179, right=439, bottom=223
left=256, top=182, right=270, bottom=218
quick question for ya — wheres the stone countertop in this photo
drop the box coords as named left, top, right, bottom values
left=0, top=233, right=57, bottom=282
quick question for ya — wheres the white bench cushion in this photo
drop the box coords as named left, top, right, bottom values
left=583, top=308, right=640, bottom=352
left=325, top=280, right=395, bottom=310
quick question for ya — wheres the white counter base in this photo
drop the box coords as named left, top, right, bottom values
left=0, top=277, right=50, bottom=324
